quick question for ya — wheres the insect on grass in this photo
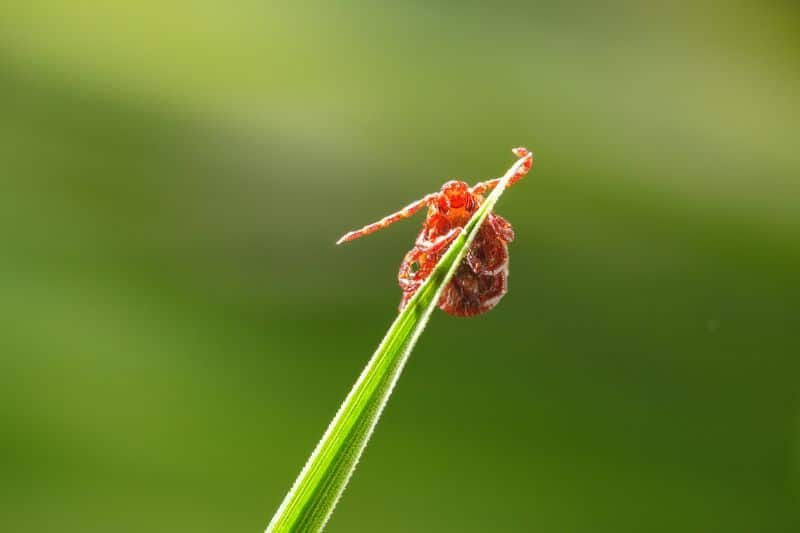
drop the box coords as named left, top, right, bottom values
left=337, top=147, right=534, bottom=316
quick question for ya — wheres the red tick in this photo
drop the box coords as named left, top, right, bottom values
left=337, top=147, right=534, bottom=317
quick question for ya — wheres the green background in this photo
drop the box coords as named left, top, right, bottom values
left=1, top=2, right=798, bottom=531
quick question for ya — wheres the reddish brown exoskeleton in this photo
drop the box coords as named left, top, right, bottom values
left=337, top=148, right=533, bottom=317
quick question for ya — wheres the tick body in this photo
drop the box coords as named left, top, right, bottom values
left=337, top=148, right=533, bottom=317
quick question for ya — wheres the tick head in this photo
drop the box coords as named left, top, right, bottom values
left=439, top=180, right=471, bottom=211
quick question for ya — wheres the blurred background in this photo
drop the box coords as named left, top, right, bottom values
left=1, top=1, right=798, bottom=532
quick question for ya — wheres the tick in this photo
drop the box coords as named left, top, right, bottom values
left=337, top=147, right=534, bottom=317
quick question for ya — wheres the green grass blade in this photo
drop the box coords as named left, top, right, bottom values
left=266, top=152, right=533, bottom=533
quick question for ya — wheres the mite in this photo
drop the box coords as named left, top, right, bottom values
left=337, top=147, right=533, bottom=317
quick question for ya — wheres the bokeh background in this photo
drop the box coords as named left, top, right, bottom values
left=1, top=2, right=799, bottom=532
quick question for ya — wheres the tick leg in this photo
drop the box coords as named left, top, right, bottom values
left=489, top=213, right=515, bottom=243
left=475, top=265, right=509, bottom=313
left=470, top=147, right=533, bottom=195
left=416, top=227, right=461, bottom=254
left=336, top=192, right=438, bottom=244
left=398, top=227, right=460, bottom=306
left=467, top=233, right=508, bottom=275
left=398, top=249, right=424, bottom=291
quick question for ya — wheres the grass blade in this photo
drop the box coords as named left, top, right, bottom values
left=266, top=151, right=533, bottom=532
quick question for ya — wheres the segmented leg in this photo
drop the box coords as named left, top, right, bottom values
left=488, top=213, right=514, bottom=243
left=416, top=227, right=461, bottom=253
left=437, top=261, right=508, bottom=317
left=398, top=250, right=427, bottom=310
left=470, top=147, right=533, bottom=195
left=398, top=247, right=424, bottom=292
left=472, top=263, right=509, bottom=313
left=336, top=192, right=438, bottom=244
left=397, top=226, right=460, bottom=309
left=466, top=234, right=508, bottom=276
